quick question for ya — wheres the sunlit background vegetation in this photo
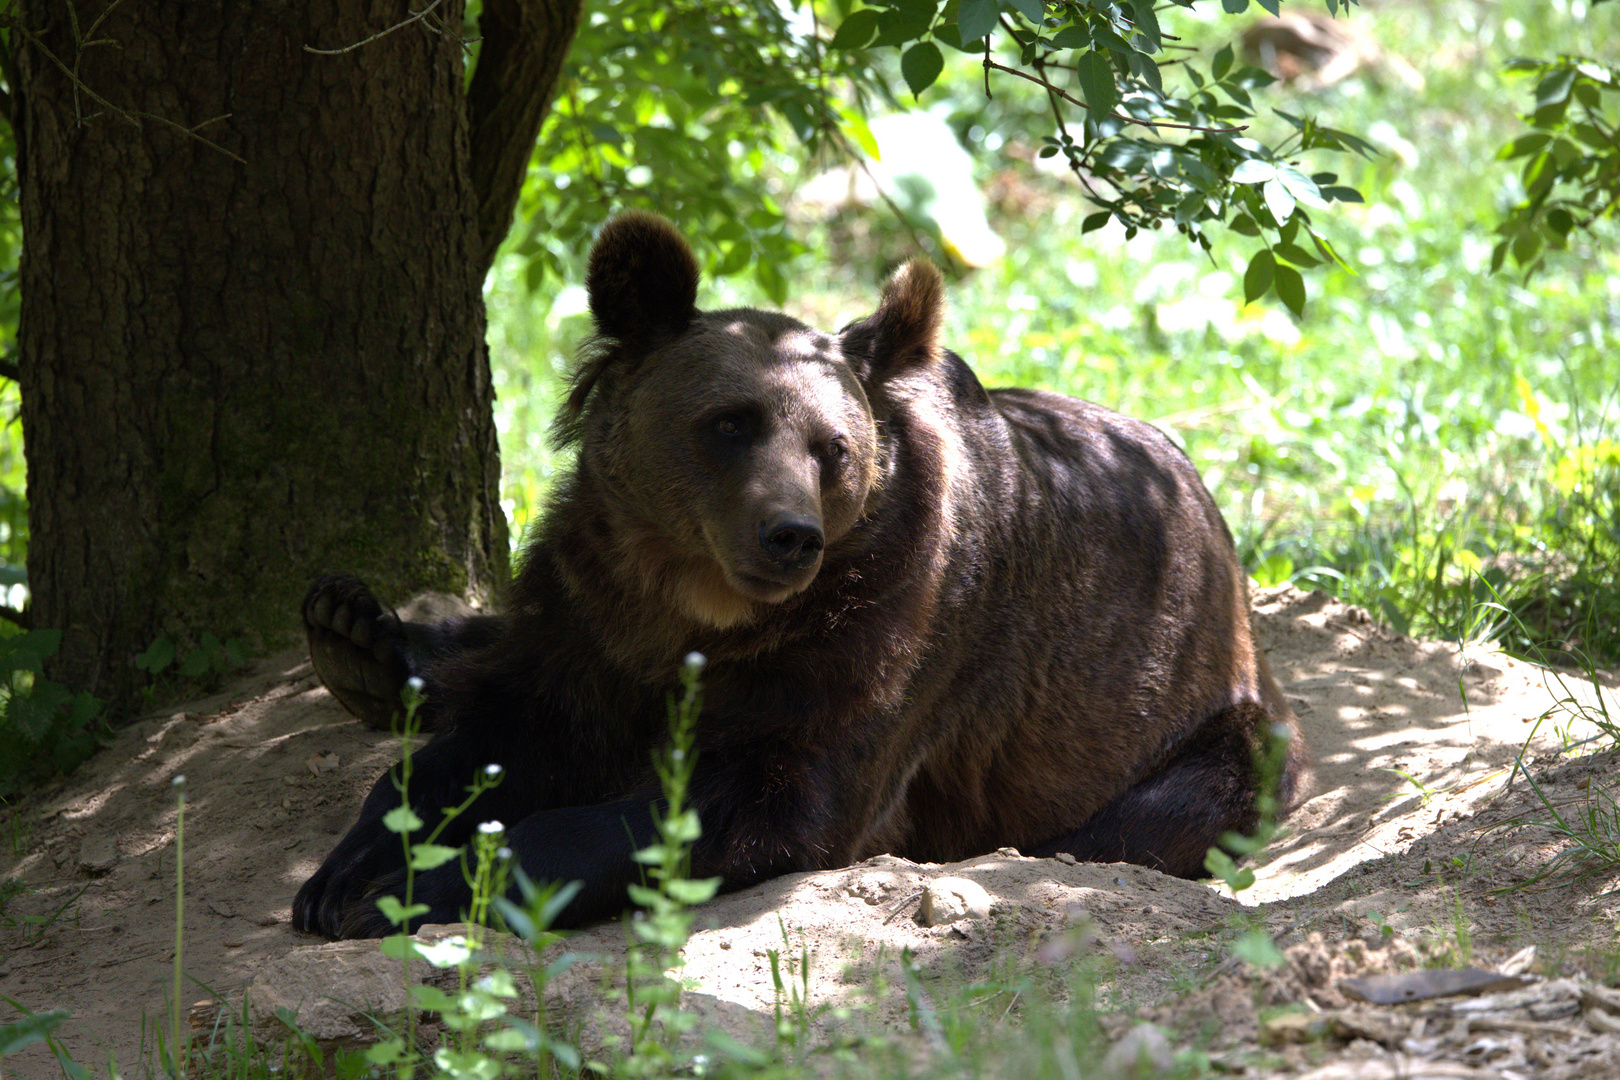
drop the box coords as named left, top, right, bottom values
left=484, top=0, right=1618, bottom=666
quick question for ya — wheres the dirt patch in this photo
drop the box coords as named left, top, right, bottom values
left=2, top=587, right=1617, bottom=1077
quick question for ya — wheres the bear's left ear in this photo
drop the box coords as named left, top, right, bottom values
left=586, top=211, right=700, bottom=348
left=839, top=258, right=944, bottom=384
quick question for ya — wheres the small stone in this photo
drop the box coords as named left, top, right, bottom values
left=1500, top=944, right=1536, bottom=976
left=1101, top=1022, right=1173, bottom=1078
left=918, top=877, right=992, bottom=926
left=1053, top=851, right=1077, bottom=865
left=1260, top=1011, right=1329, bottom=1046
left=78, top=834, right=120, bottom=876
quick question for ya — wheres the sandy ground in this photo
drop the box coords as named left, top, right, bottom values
left=2, top=585, right=1617, bottom=1078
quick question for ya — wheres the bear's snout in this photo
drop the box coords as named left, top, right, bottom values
left=758, top=512, right=825, bottom=576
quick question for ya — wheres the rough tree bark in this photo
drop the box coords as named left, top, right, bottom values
left=13, top=0, right=580, bottom=707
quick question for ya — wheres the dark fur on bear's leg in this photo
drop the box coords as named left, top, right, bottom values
left=302, top=574, right=414, bottom=730
left=1026, top=704, right=1303, bottom=877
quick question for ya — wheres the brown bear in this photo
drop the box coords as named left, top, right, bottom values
left=292, top=212, right=1307, bottom=939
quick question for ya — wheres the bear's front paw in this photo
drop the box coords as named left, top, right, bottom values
left=340, top=864, right=467, bottom=939
left=294, top=863, right=467, bottom=940
left=303, top=573, right=412, bottom=730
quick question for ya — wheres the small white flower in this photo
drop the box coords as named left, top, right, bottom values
left=406, top=676, right=426, bottom=692
left=171, top=774, right=186, bottom=788
left=684, top=651, right=707, bottom=670
left=478, top=820, right=504, bottom=835
left=497, top=847, right=513, bottom=860
left=485, top=763, right=503, bottom=777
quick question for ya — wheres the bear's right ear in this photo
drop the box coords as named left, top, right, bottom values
left=838, top=258, right=945, bottom=385
left=586, top=212, right=700, bottom=348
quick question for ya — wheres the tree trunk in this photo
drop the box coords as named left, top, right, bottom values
left=13, top=0, right=574, bottom=708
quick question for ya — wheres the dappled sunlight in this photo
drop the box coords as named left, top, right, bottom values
left=1241, top=586, right=1619, bottom=906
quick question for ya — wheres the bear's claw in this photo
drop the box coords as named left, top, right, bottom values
left=303, top=574, right=412, bottom=730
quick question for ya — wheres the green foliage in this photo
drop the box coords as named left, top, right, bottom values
left=364, top=681, right=526, bottom=1075
left=1204, top=721, right=1294, bottom=895
left=621, top=651, right=723, bottom=1077
left=826, top=0, right=1372, bottom=314
left=164, top=776, right=187, bottom=1080
left=1492, top=2, right=1620, bottom=278
left=505, top=0, right=886, bottom=303
left=0, top=629, right=102, bottom=798
left=134, top=632, right=247, bottom=684
left=0, top=1000, right=72, bottom=1071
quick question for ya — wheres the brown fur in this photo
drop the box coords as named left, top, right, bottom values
left=292, top=212, right=1308, bottom=938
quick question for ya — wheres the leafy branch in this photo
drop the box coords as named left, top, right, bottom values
left=829, top=0, right=1374, bottom=316
left=1492, top=47, right=1620, bottom=280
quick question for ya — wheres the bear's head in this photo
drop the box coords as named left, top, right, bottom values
left=559, top=211, right=945, bottom=629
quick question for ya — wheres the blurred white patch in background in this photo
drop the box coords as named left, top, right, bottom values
left=797, top=112, right=1007, bottom=269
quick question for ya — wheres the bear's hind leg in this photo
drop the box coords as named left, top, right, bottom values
left=1029, top=708, right=1283, bottom=879
left=303, top=574, right=415, bottom=730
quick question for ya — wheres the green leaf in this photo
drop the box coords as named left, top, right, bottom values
left=1006, top=0, right=1044, bottom=22
left=1081, top=211, right=1111, bottom=233
left=840, top=109, right=880, bottom=160
left=1075, top=50, right=1119, bottom=118
left=177, top=648, right=209, bottom=679
left=0, top=1009, right=71, bottom=1056
left=1497, top=132, right=1552, bottom=160
left=665, top=876, right=723, bottom=905
left=956, top=0, right=999, bottom=44
left=1273, top=264, right=1306, bottom=317
left=382, top=805, right=424, bottom=834
left=494, top=898, right=536, bottom=941
left=1232, top=928, right=1285, bottom=968
left=1274, top=241, right=1320, bottom=267
left=1511, top=228, right=1542, bottom=267
left=0, top=628, right=62, bottom=673
left=874, top=2, right=938, bottom=46
left=1229, top=213, right=1261, bottom=237
left=1535, top=66, right=1578, bottom=110
left=829, top=8, right=880, bottom=49
left=135, top=636, right=176, bottom=674
left=1127, top=0, right=1161, bottom=50
left=1263, top=176, right=1295, bottom=225
left=664, top=809, right=703, bottom=844
left=901, top=40, right=945, bottom=97
left=1229, top=159, right=1275, bottom=184
left=626, top=883, right=663, bottom=907
left=408, top=843, right=462, bottom=871
left=8, top=681, right=72, bottom=742
left=757, top=257, right=787, bottom=306
left=1243, top=248, right=1275, bottom=303
left=410, top=985, right=457, bottom=1012
left=376, top=900, right=431, bottom=931
left=714, top=240, right=751, bottom=277
left=1275, top=165, right=1324, bottom=207
left=1221, top=0, right=1249, bottom=12
left=1212, top=43, right=1235, bottom=81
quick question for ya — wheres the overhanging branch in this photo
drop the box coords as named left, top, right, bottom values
left=466, top=0, right=583, bottom=278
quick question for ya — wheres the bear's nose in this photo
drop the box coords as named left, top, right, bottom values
left=759, top=514, right=825, bottom=573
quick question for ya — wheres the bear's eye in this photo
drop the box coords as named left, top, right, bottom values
left=822, top=440, right=847, bottom=463
left=715, top=416, right=743, bottom=438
